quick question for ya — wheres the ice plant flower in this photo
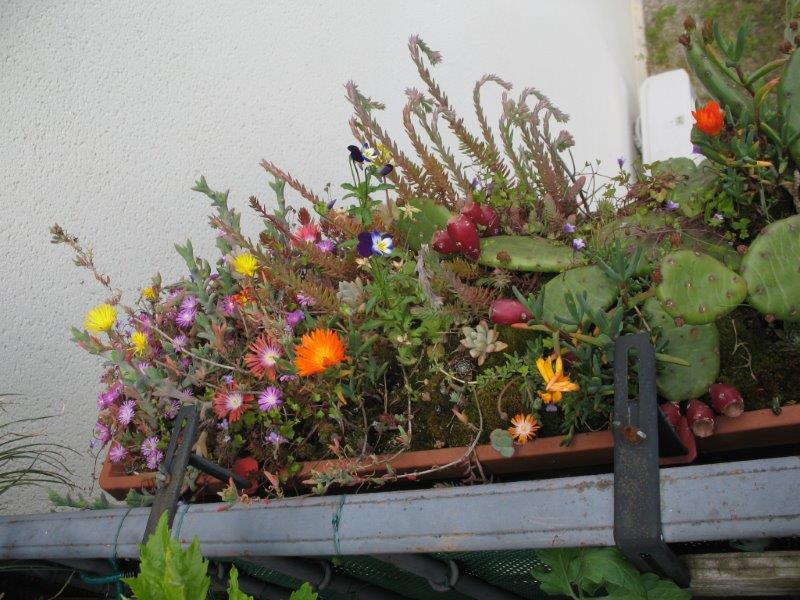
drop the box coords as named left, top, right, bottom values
left=572, top=237, right=586, bottom=251
left=508, top=414, right=541, bottom=444
left=141, top=436, right=163, bottom=470
left=293, top=223, right=321, bottom=245
left=258, top=386, right=283, bottom=411
left=232, top=252, right=259, bottom=277
left=535, top=354, right=580, bottom=405
left=285, top=310, right=305, bottom=328
left=692, top=100, right=725, bottom=136
left=90, top=421, right=111, bottom=450
left=356, top=231, right=393, bottom=257
left=316, top=240, right=336, bottom=253
left=108, top=443, right=128, bottom=463
left=97, top=385, right=121, bottom=410
left=131, top=330, right=149, bottom=356
left=221, top=295, right=237, bottom=315
left=84, top=303, right=118, bottom=334
left=175, top=306, right=196, bottom=329
left=142, top=286, right=158, bottom=301
left=171, top=333, right=188, bottom=352
left=296, top=292, right=315, bottom=307
left=245, top=335, right=283, bottom=380
left=294, top=328, right=347, bottom=377
left=117, top=399, right=136, bottom=427
left=213, top=386, right=252, bottom=423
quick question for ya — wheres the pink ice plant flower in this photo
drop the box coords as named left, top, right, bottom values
left=108, top=444, right=128, bottom=463
left=90, top=421, right=111, bottom=450
left=258, top=386, right=283, bottom=411
left=117, top=399, right=136, bottom=427
left=141, top=436, right=164, bottom=470
left=97, top=384, right=121, bottom=410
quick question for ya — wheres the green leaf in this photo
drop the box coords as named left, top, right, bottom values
left=532, top=549, right=581, bottom=596
left=122, top=513, right=210, bottom=600
left=489, top=428, right=515, bottom=458
left=640, top=573, right=691, bottom=600
left=227, top=565, right=254, bottom=600
left=289, top=582, right=318, bottom=600
left=579, top=547, right=644, bottom=596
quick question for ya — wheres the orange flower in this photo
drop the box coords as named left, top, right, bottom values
left=536, top=354, right=580, bottom=405
left=234, top=287, right=255, bottom=306
left=692, top=100, right=725, bottom=136
left=508, top=414, right=540, bottom=444
left=294, top=329, right=347, bottom=377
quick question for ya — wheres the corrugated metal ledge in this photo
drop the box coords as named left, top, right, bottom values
left=0, top=456, right=797, bottom=560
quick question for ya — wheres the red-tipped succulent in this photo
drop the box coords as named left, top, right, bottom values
left=708, top=383, right=744, bottom=418
left=446, top=215, right=481, bottom=260
left=685, top=399, right=715, bottom=438
left=659, top=401, right=682, bottom=428
left=490, top=299, right=533, bottom=325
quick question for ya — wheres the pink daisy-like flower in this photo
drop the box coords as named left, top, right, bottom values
left=316, top=240, right=336, bottom=253
left=90, top=422, right=111, bottom=450
left=244, top=336, right=283, bottom=380
left=145, top=450, right=164, bottom=470
left=97, top=384, right=121, bottom=410
left=220, top=295, right=237, bottom=316
left=213, top=386, right=252, bottom=423
left=141, top=436, right=159, bottom=457
left=292, top=223, right=321, bottom=245
left=108, top=444, right=128, bottom=463
left=258, top=386, right=283, bottom=411
left=285, top=310, right=305, bottom=328
left=180, top=295, right=199, bottom=311
left=117, top=399, right=136, bottom=427
left=171, top=334, right=189, bottom=352
left=176, top=307, right=197, bottom=329
left=296, top=293, right=315, bottom=307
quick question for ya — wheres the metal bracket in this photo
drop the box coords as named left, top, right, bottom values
left=613, top=333, right=690, bottom=588
left=142, top=404, right=250, bottom=542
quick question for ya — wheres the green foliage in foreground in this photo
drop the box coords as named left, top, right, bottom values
left=533, top=547, right=689, bottom=600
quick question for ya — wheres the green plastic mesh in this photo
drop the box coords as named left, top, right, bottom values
left=236, top=550, right=547, bottom=599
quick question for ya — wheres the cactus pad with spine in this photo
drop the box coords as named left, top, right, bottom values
left=541, top=265, right=618, bottom=331
left=478, top=235, right=582, bottom=272
left=395, top=198, right=452, bottom=251
left=656, top=250, right=747, bottom=325
left=778, top=44, right=800, bottom=165
left=740, top=215, right=800, bottom=321
left=645, top=298, right=720, bottom=402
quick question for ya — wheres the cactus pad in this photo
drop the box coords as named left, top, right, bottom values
left=778, top=45, right=800, bottom=165
left=656, top=250, right=747, bottom=325
left=740, top=215, right=800, bottom=321
left=645, top=298, right=720, bottom=402
left=395, top=198, right=451, bottom=251
left=650, top=158, right=716, bottom=218
left=541, top=266, right=619, bottom=331
left=478, top=235, right=582, bottom=272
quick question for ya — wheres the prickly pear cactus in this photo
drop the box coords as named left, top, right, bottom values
left=541, top=265, right=618, bottom=331
left=394, top=198, right=451, bottom=251
left=644, top=298, right=720, bottom=402
left=778, top=45, right=800, bottom=165
left=656, top=250, right=747, bottom=325
left=650, top=158, right=716, bottom=218
left=478, top=235, right=582, bottom=272
left=740, top=215, right=800, bottom=321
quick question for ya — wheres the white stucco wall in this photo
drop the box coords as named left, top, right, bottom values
left=0, top=0, right=643, bottom=514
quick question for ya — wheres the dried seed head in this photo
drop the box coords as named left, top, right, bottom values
left=683, top=15, right=696, bottom=30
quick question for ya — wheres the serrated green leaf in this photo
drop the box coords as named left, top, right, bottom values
left=532, top=549, right=581, bottom=596
left=227, top=565, right=254, bottom=600
left=579, top=547, right=644, bottom=596
left=289, top=582, right=319, bottom=600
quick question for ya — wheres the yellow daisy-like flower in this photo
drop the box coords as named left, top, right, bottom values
left=131, top=330, right=149, bottom=356
left=535, top=354, right=580, bottom=405
left=232, top=252, right=259, bottom=277
left=84, top=303, right=118, bottom=334
left=142, top=286, right=158, bottom=301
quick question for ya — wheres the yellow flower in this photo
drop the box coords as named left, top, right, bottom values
left=508, top=414, right=540, bottom=444
left=232, top=252, right=259, bottom=277
left=142, top=286, right=158, bottom=301
left=376, top=143, right=393, bottom=166
left=535, top=354, right=580, bottom=405
left=131, top=330, right=149, bottom=356
left=84, top=303, right=118, bottom=334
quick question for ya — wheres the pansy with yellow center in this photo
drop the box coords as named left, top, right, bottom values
left=232, top=252, right=259, bottom=277
left=131, top=330, right=149, bottom=356
left=535, top=353, right=580, bottom=406
left=84, top=303, right=118, bottom=334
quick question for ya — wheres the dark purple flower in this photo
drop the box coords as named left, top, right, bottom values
left=326, top=198, right=338, bottom=210
left=377, top=164, right=393, bottom=177
left=286, top=310, right=305, bottom=327
left=357, top=231, right=393, bottom=257
left=347, top=144, right=365, bottom=163
left=617, top=156, right=625, bottom=168
left=692, top=144, right=703, bottom=154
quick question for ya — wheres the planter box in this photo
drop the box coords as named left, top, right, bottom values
left=99, top=405, right=800, bottom=500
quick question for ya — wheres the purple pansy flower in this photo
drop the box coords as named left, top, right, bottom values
left=117, top=399, right=136, bottom=427
left=258, top=386, right=284, bottom=411
left=109, top=444, right=128, bottom=463
left=377, top=164, right=393, bottom=177
left=572, top=237, right=587, bottom=251
left=347, top=144, right=366, bottom=163
left=356, top=231, right=393, bottom=257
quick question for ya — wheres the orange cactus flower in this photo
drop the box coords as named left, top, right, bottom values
left=536, top=354, right=580, bottom=405
left=692, top=100, right=725, bottom=136
left=294, top=329, right=347, bottom=377
left=508, top=414, right=541, bottom=444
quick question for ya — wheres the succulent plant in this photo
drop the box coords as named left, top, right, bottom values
left=460, top=320, right=508, bottom=366
left=740, top=215, right=800, bottom=321
left=777, top=28, right=800, bottom=165
left=337, top=278, right=366, bottom=308
left=645, top=298, right=720, bottom=403
left=650, top=158, right=717, bottom=219
left=395, top=198, right=451, bottom=251
left=478, top=235, right=582, bottom=272
left=656, top=250, right=748, bottom=325
left=541, top=265, right=618, bottom=331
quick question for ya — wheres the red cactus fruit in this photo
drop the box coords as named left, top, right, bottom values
left=232, top=456, right=260, bottom=493
left=659, top=401, right=681, bottom=428
left=481, top=205, right=501, bottom=235
left=686, top=399, right=715, bottom=438
left=431, top=229, right=459, bottom=254
left=461, top=201, right=484, bottom=225
left=446, top=215, right=481, bottom=260
left=490, top=299, right=532, bottom=325
left=708, top=383, right=744, bottom=418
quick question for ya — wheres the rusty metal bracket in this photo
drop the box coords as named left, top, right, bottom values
left=142, top=404, right=250, bottom=542
left=613, top=333, right=690, bottom=588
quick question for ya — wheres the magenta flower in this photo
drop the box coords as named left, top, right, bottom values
left=145, top=450, right=164, bottom=470
left=176, top=307, right=197, bottom=329
left=258, top=386, right=283, bottom=411
left=286, top=310, right=305, bottom=328
left=141, top=436, right=159, bottom=456
left=172, top=334, right=189, bottom=352
left=221, top=295, right=237, bottom=316
left=109, top=444, right=128, bottom=463
left=164, top=399, right=181, bottom=420
left=180, top=296, right=199, bottom=311
left=296, top=293, right=315, bottom=308
left=97, top=385, right=121, bottom=410
left=90, top=421, right=111, bottom=450
left=117, top=400, right=136, bottom=428
left=316, top=240, right=336, bottom=253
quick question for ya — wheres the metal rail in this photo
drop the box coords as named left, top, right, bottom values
left=0, top=456, right=797, bottom=560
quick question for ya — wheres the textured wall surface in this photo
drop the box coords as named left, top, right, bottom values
left=0, top=0, right=643, bottom=514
